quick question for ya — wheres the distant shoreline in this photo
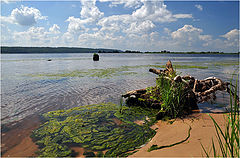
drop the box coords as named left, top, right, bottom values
left=1, top=46, right=239, bottom=55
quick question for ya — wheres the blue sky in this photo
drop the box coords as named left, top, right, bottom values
left=1, top=0, right=239, bottom=52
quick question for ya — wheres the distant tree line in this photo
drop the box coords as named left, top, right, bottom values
left=1, top=46, right=121, bottom=54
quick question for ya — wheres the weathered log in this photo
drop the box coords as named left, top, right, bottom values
left=149, top=60, right=174, bottom=76
left=165, top=60, right=174, bottom=74
left=123, top=60, right=239, bottom=113
left=122, top=88, right=147, bottom=98
left=149, top=68, right=164, bottom=75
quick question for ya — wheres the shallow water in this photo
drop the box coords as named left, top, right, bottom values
left=1, top=53, right=239, bottom=124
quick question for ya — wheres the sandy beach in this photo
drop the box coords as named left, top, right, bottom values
left=131, top=113, right=226, bottom=157
left=1, top=112, right=226, bottom=157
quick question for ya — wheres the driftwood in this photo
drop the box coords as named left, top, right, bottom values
left=123, top=60, right=239, bottom=109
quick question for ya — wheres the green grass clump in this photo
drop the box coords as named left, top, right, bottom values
left=31, top=103, right=157, bottom=157
left=144, top=72, right=188, bottom=119
left=201, top=78, right=239, bottom=157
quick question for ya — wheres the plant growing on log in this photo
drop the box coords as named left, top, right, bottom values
left=122, top=60, right=239, bottom=120
left=156, top=74, right=187, bottom=118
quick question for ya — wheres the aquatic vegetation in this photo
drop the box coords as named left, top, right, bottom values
left=211, top=60, right=239, bottom=67
left=31, top=103, right=157, bottom=157
left=123, top=64, right=208, bottom=70
left=201, top=78, right=239, bottom=157
left=28, top=67, right=131, bottom=79
left=28, top=63, right=208, bottom=79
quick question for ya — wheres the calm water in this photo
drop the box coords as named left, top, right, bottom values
left=1, top=53, right=239, bottom=124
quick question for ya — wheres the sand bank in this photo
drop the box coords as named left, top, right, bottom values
left=131, top=113, right=226, bottom=157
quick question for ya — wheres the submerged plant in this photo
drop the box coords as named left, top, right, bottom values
left=201, top=78, right=239, bottom=157
left=31, top=103, right=157, bottom=157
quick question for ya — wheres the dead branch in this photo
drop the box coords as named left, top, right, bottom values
left=122, top=88, right=146, bottom=98
left=123, top=60, right=239, bottom=107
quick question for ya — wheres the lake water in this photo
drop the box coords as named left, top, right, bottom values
left=1, top=53, right=239, bottom=125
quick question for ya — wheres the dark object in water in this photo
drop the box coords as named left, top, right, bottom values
left=47, top=59, right=52, bottom=61
left=93, top=53, right=99, bottom=61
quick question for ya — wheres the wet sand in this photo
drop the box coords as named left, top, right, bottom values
left=1, top=114, right=41, bottom=157
left=131, top=113, right=226, bottom=157
left=1, top=113, right=226, bottom=157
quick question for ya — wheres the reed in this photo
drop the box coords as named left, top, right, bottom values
left=201, top=78, right=239, bottom=157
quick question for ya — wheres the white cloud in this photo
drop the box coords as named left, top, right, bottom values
left=221, top=29, right=239, bottom=41
left=98, top=1, right=192, bottom=35
left=1, top=5, right=47, bottom=26
left=1, top=24, right=14, bottom=44
left=163, top=27, right=171, bottom=35
left=171, top=25, right=202, bottom=39
left=124, top=20, right=155, bottom=34
left=80, top=0, right=104, bottom=21
left=65, top=16, right=89, bottom=33
left=221, top=29, right=240, bottom=47
left=171, top=25, right=211, bottom=48
left=12, top=25, right=61, bottom=46
left=49, top=24, right=60, bottom=34
left=64, top=0, right=104, bottom=42
left=173, top=14, right=193, bottom=19
left=195, top=4, right=203, bottom=11
left=99, top=0, right=142, bottom=8
left=132, top=1, right=176, bottom=22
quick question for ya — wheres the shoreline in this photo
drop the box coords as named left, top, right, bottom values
left=1, top=112, right=226, bottom=157
left=1, top=114, right=41, bottom=157
left=131, top=113, right=226, bottom=157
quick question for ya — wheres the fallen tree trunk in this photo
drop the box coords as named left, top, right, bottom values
left=123, top=60, right=239, bottom=117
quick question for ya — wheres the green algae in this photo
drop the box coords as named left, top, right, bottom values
left=28, top=64, right=208, bottom=79
left=211, top=60, right=239, bottom=67
left=31, top=103, right=157, bottom=157
left=28, top=67, right=131, bottom=79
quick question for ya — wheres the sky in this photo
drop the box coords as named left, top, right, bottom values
left=1, top=0, right=239, bottom=53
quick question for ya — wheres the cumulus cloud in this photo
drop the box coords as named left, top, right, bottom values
left=80, top=0, right=104, bottom=21
left=171, top=25, right=212, bottom=48
left=1, top=24, right=14, bottom=45
left=49, top=24, right=60, bottom=34
left=221, top=29, right=240, bottom=47
left=97, top=1, right=192, bottom=35
left=99, top=0, right=142, bottom=8
left=124, top=20, right=155, bottom=34
left=64, top=0, right=104, bottom=42
left=12, top=25, right=61, bottom=46
left=195, top=4, right=203, bottom=11
left=1, top=5, right=47, bottom=26
left=65, top=16, right=89, bottom=33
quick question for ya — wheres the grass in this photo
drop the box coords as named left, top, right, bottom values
left=144, top=72, right=188, bottom=119
left=201, top=78, right=239, bottom=157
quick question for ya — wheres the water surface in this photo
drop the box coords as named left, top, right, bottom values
left=1, top=53, right=239, bottom=124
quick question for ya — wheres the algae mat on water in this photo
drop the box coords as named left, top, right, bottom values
left=31, top=103, right=157, bottom=157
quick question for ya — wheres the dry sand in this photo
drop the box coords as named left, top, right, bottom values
left=1, top=113, right=226, bottom=157
left=131, top=113, right=226, bottom=157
